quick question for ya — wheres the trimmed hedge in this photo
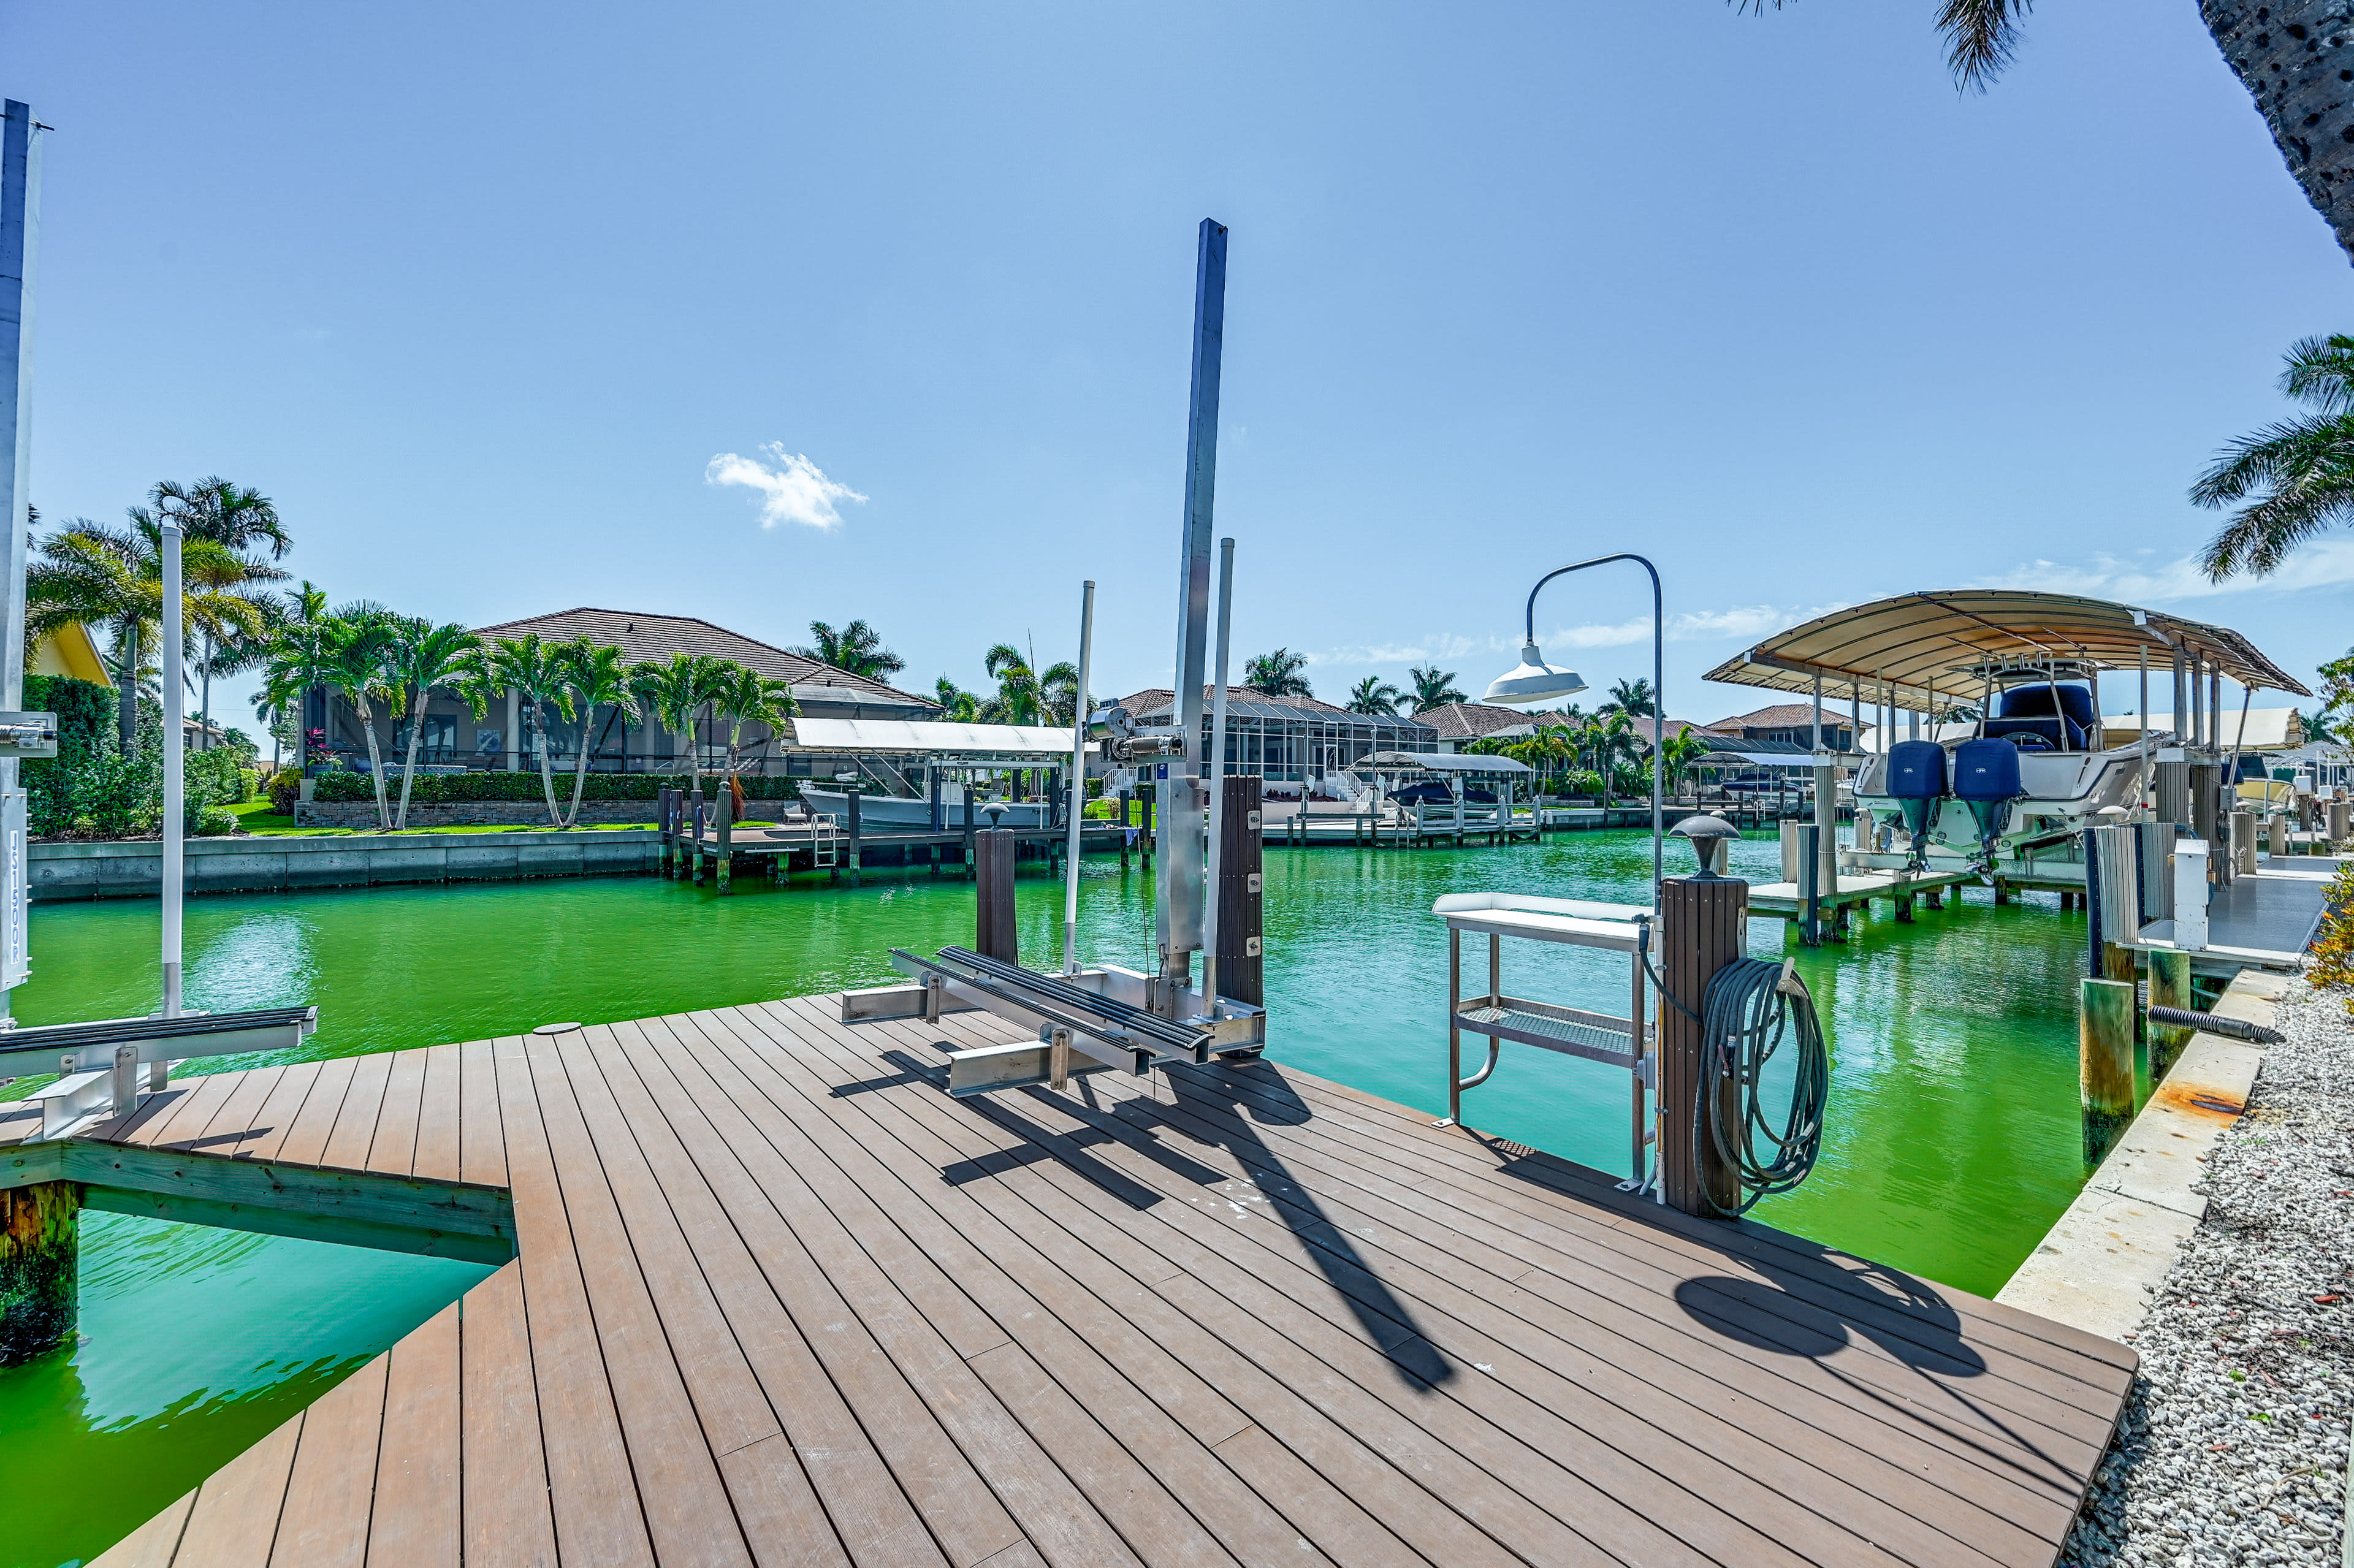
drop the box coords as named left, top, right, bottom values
left=311, top=770, right=805, bottom=805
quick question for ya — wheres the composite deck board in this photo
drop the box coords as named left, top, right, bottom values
left=77, top=987, right=2133, bottom=1568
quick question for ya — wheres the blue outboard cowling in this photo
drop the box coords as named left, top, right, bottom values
left=1883, top=740, right=1947, bottom=870
left=1952, top=737, right=2023, bottom=865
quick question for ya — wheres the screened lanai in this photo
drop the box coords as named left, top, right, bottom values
left=1130, top=691, right=1439, bottom=783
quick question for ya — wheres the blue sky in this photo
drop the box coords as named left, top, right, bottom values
left=6, top=1, right=2351, bottom=732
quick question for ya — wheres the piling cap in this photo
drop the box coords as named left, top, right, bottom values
left=1670, top=813, right=1739, bottom=845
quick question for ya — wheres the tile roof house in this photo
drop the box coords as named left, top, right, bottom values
left=1703, top=702, right=1872, bottom=753
left=1410, top=702, right=1575, bottom=752
left=476, top=608, right=935, bottom=714
left=310, top=607, right=935, bottom=776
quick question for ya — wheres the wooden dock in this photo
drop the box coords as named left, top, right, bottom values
left=19, top=994, right=2135, bottom=1568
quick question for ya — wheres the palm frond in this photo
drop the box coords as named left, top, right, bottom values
left=1933, top=0, right=2030, bottom=91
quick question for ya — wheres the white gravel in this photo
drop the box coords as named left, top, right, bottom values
left=2062, top=978, right=2354, bottom=1566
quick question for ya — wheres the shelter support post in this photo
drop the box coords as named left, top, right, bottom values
left=0, top=1180, right=78, bottom=1366
left=1659, top=875, right=1747, bottom=1217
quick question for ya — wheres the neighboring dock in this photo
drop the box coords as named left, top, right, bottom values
left=2, top=991, right=2136, bottom=1568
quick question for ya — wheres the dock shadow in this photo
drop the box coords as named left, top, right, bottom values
left=1147, top=1057, right=1453, bottom=1388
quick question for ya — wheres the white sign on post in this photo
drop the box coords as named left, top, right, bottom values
left=2172, top=840, right=2210, bottom=953
left=1, top=788, right=25, bottom=988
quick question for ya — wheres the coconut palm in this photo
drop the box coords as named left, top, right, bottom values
left=2190, top=333, right=2354, bottom=579
left=793, top=619, right=905, bottom=680
left=1407, top=665, right=1466, bottom=712
left=933, top=676, right=981, bottom=723
left=631, top=650, right=732, bottom=799
left=28, top=515, right=270, bottom=748
left=1242, top=649, right=1313, bottom=699
left=257, top=616, right=338, bottom=775
left=546, top=639, right=639, bottom=828
left=384, top=618, right=482, bottom=828
left=1346, top=676, right=1402, bottom=717
left=485, top=634, right=578, bottom=826
left=1600, top=677, right=1655, bottom=718
left=1739, top=3, right=2354, bottom=265
left=156, top=478, right=291, bottom=748
left=317, top=615, right=402, bottom=830
left=979, top=640, right=1064, bottom=725
left=710, top=661, right=799, bottom=785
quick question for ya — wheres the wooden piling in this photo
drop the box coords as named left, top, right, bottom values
left=2147, top=948, right=2193, bottom=1078
left=2329, top=798, right=2349, bottom=845
left=0, top=1181, right=80, bottom=1366
left=846, top=787, right=863, bottom=888
left=975, top=828, right=1018, bottom=964
left=2079, top=977, right=2136, bottom=1160
left=690, top=787, right=706, bottom=885
left=962, top=786, right=977, bottom=881
left=1657, top=875, right=1748, bottom=1218
left=1214, top=775, right=1264, bottom=1006
left=717, top=783, right=736, bottom=894
left=2230, top=810, right=2257, bottom=875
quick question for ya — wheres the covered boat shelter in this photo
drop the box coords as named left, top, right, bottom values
left=780, top=717, right=1095, bottom=830
left=1701, top=589, right=2310, bottom=742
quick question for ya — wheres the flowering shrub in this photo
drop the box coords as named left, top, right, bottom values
left=2311, top=861, right=2354, bottom=1020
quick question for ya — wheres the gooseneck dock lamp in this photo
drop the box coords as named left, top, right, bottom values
left=1485, top=553, right=1664, bottom=894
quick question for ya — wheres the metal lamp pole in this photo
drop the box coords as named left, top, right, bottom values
left=1520, top=554, right=1666, bottom=893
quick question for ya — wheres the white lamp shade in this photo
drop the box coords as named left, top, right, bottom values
left=1484, top=643, right=1587, bottom=707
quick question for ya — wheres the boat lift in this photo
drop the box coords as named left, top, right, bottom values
left=848, top=219, right=1271, bottom=1096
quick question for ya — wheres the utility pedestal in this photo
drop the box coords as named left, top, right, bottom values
left=0, top=1181, right=78, bottom=1366
left=1657, top=875, right=1748, bottom=1219
left=975, top=829, right=1018, bottom=965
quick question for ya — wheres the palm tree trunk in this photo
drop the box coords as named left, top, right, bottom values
left=536, top=720, right=562, bottom=826
left=394, top=683, right=427, bottom=829
left=2204, top=2, right=2354, bottom=262
left=356, top=696, right=392, bottom=831
left=565, top=715, right=593, bottom=828
left=199, top=636, right=213, bottom=751
left=118, top=623, right=139, bottom=750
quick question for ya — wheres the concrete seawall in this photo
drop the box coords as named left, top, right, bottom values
left=29, top=829, right=660, bottom=901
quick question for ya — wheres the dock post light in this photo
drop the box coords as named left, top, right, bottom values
left=1670, top=813, right=1739, bottom=878
left=1487, top=554, right=1665, bottom=894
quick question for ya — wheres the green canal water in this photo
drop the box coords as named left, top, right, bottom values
left=1, top=831, right=2103, bottom=1566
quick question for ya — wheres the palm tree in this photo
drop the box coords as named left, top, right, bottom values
left=1407, top=665, right=1466, bottom=712
left=318, top=615, right=402, bottom=830
left=28, top=515, right=270, bottom=749
left=793, top=619, right=905, bottom=680
left=551, top=639, right=639, bottom=828
left=1346, top=676, right=1402, bottom=717
left=384, top=618, right=481, bottom=828
left=1242, top=649, right=1313, bottom=699
left=1035, top=659, right=1083, bottom=726
left=2190, top=333, right=2354, bottom=579
left=1742, top=3, right=2354, bottom=265
left=934, top=676, right=981, bottom=723
left=486, top=634, right=577, bottom=826
left=631, top=650, right=731, bottom=799
left=1657, top=731, right=1712, bottom=799
left=257, top=617, right=337, bottom=779
left=709, top=661, right=798, bottom=787
left=1600, top=677, right=1655, bottom=718
left=157, top=478, right=291, bottom=748
left=982, top=644, right=1045, bottom=724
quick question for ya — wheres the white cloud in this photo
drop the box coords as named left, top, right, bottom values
left=1970, top=539, right=2354, bottom=603
left=704, top=443, right=867, bottom=531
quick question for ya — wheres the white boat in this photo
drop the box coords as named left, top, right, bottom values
left=1852, top=664, right=2154, bottom=870
left=800, top=785, right=1053, bottom=829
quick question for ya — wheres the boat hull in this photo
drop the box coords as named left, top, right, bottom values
left=800, top=788, right=1053, bottom=829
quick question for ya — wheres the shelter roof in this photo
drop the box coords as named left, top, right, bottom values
left=476, top=607, right=935, bottom=709
left=782, top=717, right=1086, bottom=758
left=1129, top=686, right=1435, bottom=731
left=1362, top=749, right=1534, bottom=774
left=1702, top=590, right=2311, bottom=706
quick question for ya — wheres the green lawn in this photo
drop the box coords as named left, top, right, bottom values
left=219, top=800, right=651, bottom=838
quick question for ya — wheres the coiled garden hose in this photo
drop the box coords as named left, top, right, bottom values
left=1694, top=957, right=1830, bottom=1217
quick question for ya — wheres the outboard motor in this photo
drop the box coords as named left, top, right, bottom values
left=1883, top=740, right=1947, bottom=872
left=1952, top=737, right=2023, bottom=872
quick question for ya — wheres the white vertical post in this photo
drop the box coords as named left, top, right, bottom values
left=161, top=522, right=183, bottom=1014
left=1062, top=579, right=1094, bottom=976
left=0, top=102, right=41, bottom=1024
left=1200, top=538, right=1235, bottom=1011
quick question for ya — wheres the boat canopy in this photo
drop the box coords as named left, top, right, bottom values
left=1702, top=589, right=2310, bottom=707
left=1360, top=750, right=1536, bottom=774
left=782, top=717, right=1092, bottom=760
